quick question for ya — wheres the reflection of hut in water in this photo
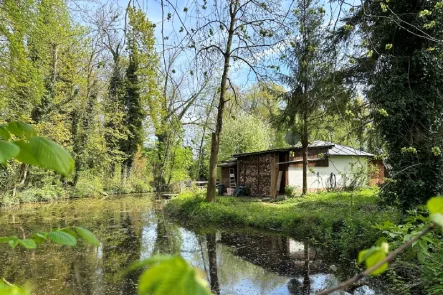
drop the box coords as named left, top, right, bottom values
left=219, top=232, right=326, bottom=277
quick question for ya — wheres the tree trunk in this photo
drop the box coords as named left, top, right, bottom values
left=303, top=241, right=310, bottom=295
left=154, top=132, right=169, bottom=191
left=207, top=133, right=220, bottom=201
left=12, top=164, right=28, bottom=198
left=302, top=113, right=308, bottom=195
left=206, top=1, right=238, bottom=202
left=206, top=233, right=220, bottom=295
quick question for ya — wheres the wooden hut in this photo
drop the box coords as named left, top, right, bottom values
left=218, top=141, right=384, bottom=197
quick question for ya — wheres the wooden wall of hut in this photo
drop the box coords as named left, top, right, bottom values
left=221, top=167, right=230, bottom=191
left=238, top=153, right=274, bottom=196
left=278, top=152, right=289, bottom=194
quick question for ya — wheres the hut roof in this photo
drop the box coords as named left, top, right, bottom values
left=230, top=141, right=373, bottom=158
left=310, top=140, right=374, bottom=157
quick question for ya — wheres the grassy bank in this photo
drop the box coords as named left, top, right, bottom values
left=166, top=189, right=443, bottom=294
left=166, top=188, right=401, bottom=270
left=0, top=172, right=153, bottom=206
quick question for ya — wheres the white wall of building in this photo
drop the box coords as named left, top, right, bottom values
left=287, top=156, right=369, bottom=190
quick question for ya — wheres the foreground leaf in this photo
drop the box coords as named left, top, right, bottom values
left=0, top=281, right=32, bottom=295
left=358, top=245, right=389, bottom=275
left=0, top=237, right=10, bottom=243
left=427, top=197, right=443, bottom=214
left=18, top=239, right=37, bottom=249
left=14, top=137, right=74, bottom=176
left=61, top=228, right=78, bottom=239
left=0, top=141, right=20, bottom=163
left=32, top=232, right=48, bottom=244
left=8, top=239, right=19, bottom=249
left=75, top=226, right=100, bottom=246
left=0, top=126, right=11, bottom=140
left=138, top=256, right=212, bottom=295
left=48, top=231, right=77, bottom=246
left=430, top=213, right=443, bottom=228
left=6, top=122, right=36, bottom=139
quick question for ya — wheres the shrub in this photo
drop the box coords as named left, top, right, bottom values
left=422, top=245, right=443, bottom=295
left=284, top=185, right=297, bottom=197
left=17, top=185, right=64, bottom=203
left=74, top=172, right=105, bottom=197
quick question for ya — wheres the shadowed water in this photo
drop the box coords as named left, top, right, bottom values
left=0, top=195, right=381, bottom=295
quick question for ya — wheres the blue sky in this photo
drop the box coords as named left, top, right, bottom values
left=73, top=0, right=354, bottom=89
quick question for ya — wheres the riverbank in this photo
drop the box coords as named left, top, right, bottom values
left=0, top=174, right=153, bottom=206
left=166, top=188, right=400, bottom=262
left=166, top=189, right=443, bottom=294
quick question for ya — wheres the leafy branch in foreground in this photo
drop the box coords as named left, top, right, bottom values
left=0, top=279, right=31, bottom=295
left=0, top=226, right=100, bottom=249
left=0, top=122, right=74, bottom=176
left=128, top=255, right=213, bottom=295
left=0, top=227, right=99, bottom=294
left=316, top=196, right=443, bottom=295
left=0, top=123, right=98, bottom=294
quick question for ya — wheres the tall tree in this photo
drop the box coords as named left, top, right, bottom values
left=121, top=34, right=144, bottom=179
left=336, top=0, right=443, bottom=208
left=162, top=0, right=287, bottom=201
left=219, top=112, right=274, bottom=161
left=279, top=0, right=349, bottom=194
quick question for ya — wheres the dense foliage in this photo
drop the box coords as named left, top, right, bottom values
left=339, top=0, right=443, bottom=209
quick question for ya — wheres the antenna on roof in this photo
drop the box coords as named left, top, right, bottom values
left=285, top=130, right=300, bottom=147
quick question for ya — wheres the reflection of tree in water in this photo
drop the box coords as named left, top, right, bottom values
left=68, top=246, right=101, bottom=295
left=0, top=197, right=153, bottom=295
left=287, top=241, right=311, bottom=295
left=101, top=212, right=142, bottom=295
left=152, top=212, right=181, bottom=255
left=206, top=233, right=220, bottom=295
left=219, top=232, right=326, bottom=294
left=220, top=233, right=292, bottom=275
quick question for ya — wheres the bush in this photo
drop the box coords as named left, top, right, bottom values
left=284, top=185, right=297, bottom=197
left=422, top=245, right=443, bottom=295
left=17, top=185, right=64, bottom=203
left=74, top=172, right=105, bottom=197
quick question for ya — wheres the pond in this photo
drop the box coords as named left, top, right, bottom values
left=0, top=195, right=382, bottom=295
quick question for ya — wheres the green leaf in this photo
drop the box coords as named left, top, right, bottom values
left=0, top=141, right=20, bottom=163
left=0, top=237, right=10, bottom=243
left=0, top=281, right=32, bottom=295
left=35, top=232, right=48, bottom=239
left=358, top=245, right=389, bottom=275
left=48, top=231, right=77, bottom=246
left=32, top=232, right=48, bottom=244
left=365, top=250, right=388, bottom=275
left=8, top=239, right=19, bottom=249
left=18, top=239, right=37, bottom=249
left=427, top=197, right=443, bottom=214
left=61, top=228, right=78, bottom=239
left=358, top=247, right=378, bottom=263
left=14, top=137, right=75, bottom=176
left=0, top=126, right=10, bottom=140
left=138, top=256, right=212, bottom=295
left=75, top=227, right=99, bottom=246
left=430, top=213, right=443, bottom=228
left=6, top=122, right=36, bottom=139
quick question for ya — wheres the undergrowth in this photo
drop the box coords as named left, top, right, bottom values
left=0, top=170, right=153, bottom=206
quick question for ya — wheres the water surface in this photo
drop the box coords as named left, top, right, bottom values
left=0, top=195, right=380, bottom=295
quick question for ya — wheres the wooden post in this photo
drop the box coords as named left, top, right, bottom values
left=270, top=154, right=276, bottom=198
left=256, top=155, right=260, bottom=196
left=276, top=171, right=283, bottom=196
left=237, top=159, right=240, bottom=187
